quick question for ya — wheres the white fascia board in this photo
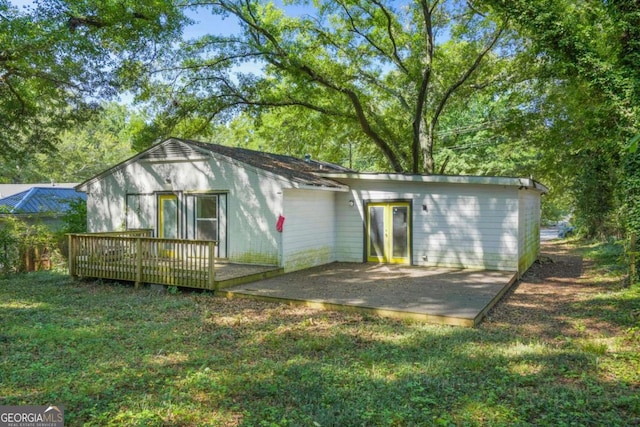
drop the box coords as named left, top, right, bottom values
left=293, top=184, right=350, bottom=192
left=318, top=172, right=548, bottom=193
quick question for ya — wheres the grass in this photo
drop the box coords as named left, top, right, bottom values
left=1, top=241, right=639, bottom=426
left=576, top=238, right=630, bottom=278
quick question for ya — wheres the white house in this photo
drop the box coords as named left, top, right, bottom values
left=76, top=138, right=547, bottom=275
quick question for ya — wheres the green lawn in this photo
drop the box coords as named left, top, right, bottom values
left=0, top=242, right=638, bottom=426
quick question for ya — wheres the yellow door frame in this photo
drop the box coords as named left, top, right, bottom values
left=366, top=201, right=411, bottom=264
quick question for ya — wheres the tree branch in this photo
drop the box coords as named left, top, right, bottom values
left=338, top=2, right=385, bottom=57
left=429, top=25, right=504, bottom=137
left=2, top=77, right=27, bottom=115
left=370, top=0, right=408, bottom=73
left=466, top=0, right=486, bottom=18
left=0, top=52, right=13, bottom=62
left=295, top=62, right=403, bottom=171
left=336, top=0, right=409, bottom=74
left=66, top=15, right=106, bottom=32
left=360, top=71, right=411, bottom=113
left=153, top=51, right=265, bottom=74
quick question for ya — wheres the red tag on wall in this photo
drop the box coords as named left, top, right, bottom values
left=276, top=215, right=285, bottom=232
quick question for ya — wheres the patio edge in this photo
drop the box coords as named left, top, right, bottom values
left=472, top=272, right=519, bottom=326
left=215, top=291, right=478, bottom=327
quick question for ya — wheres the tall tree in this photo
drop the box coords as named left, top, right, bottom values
left=210, top=107, right=382, bottom=170
left=34, top=103, right=140, bottom=182
left=0, top=0, right=187, bottom=161
left=0, top=103, right=142, bottom=183
left=138, top=0, right=511, bottom=173
left=485, top=0, right=640, bottom=237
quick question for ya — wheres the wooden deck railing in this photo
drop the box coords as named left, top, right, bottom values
left=68, top=232, right=216, bottom=289
left=85, top=229, right=155, bottom=237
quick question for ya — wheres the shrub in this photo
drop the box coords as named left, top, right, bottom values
left=55, top=199, right=87, bottom=258
left=58, top=198, right=87, bottom=234
left=0, top=214, right=58, bottom=274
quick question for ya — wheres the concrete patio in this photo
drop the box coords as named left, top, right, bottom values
left=216, top=262, right=518, bottom=327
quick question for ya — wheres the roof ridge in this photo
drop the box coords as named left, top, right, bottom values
left=12, top=187, right=38, bottom=212
left=76, top=137, right=352, bottom=192
left=169, top=138, right=352, bottom=188
left=176, top=138, right=352, bottom=171
left=0, top=186, right=86, bottom=214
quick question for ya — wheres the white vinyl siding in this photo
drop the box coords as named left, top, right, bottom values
left=518, top=190, right=541, bottom=274
left=82, top=139, right=544, bottom=273
left=282, top=189, right=336, bottom=272
left=125, top=194, right=155, bottom=232
left=334, top=179, right=520, bottom=271
left=85, top=182, right=128, bottom=232
left=415, top=187, right=519, bottom=270
left=84, top=143, right=288, bottom=265
left=335, top=191, right=366, bottom=262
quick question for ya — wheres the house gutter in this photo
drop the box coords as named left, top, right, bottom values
left=293, top=183, right=350, bottom=192
left=317, top=172, right=549, bottom=194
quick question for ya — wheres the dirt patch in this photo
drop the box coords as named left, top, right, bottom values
left=481, top=240, right=624, bottom=340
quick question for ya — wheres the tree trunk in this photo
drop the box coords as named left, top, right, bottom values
left=422, top=143, right=435, bottom=175
left=419, top=120, right=435, bottom=175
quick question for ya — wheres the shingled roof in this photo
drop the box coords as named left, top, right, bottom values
left=77, top=137, right=353, bottom=190
left=174, top=138, right=353, bottom=187
left=0, top=187, right=86, bottom=214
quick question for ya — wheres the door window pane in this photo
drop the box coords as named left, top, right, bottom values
left=392, top=206, right=408, bottom=258
left=161, top=197, right=178, bottom=239
left=369, top=206, right=385, bottom=259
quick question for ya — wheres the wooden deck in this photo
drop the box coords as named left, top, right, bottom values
left=67, top=232, right=517, bottom=326
left=68, top=231, right=282, bottom=289
left=69, top=231, right=217, bottom=289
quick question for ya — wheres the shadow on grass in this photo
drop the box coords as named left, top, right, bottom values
left=0, top=271, right=638, bottom=426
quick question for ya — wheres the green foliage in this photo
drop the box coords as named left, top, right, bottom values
left=138, top=0, right=512, bottom=173
left=0, top=0, right=187, bottom=162
left=58, top=199, right=87, bottom=235
left=628, top=133, right=640, bottom=154
left=0, top=103, right=139, bottom=183
left=541, top=196, right=572, bottom=225
left=0, top=193, right=82, bottom=273
left=33, top=103, right=137, bottom=182
left=622, top=151, right=640, bottom=235
left=621, top=150, right=640, bottom=282
left=213, top=108, right=385, bottom=171
left=0, top=214, right=57, bottom=274
left=578, top=239, right=626, bottom=275
left=571, top=151, right=621, bottom=239
left=484, top=0, right=640, bottom=239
